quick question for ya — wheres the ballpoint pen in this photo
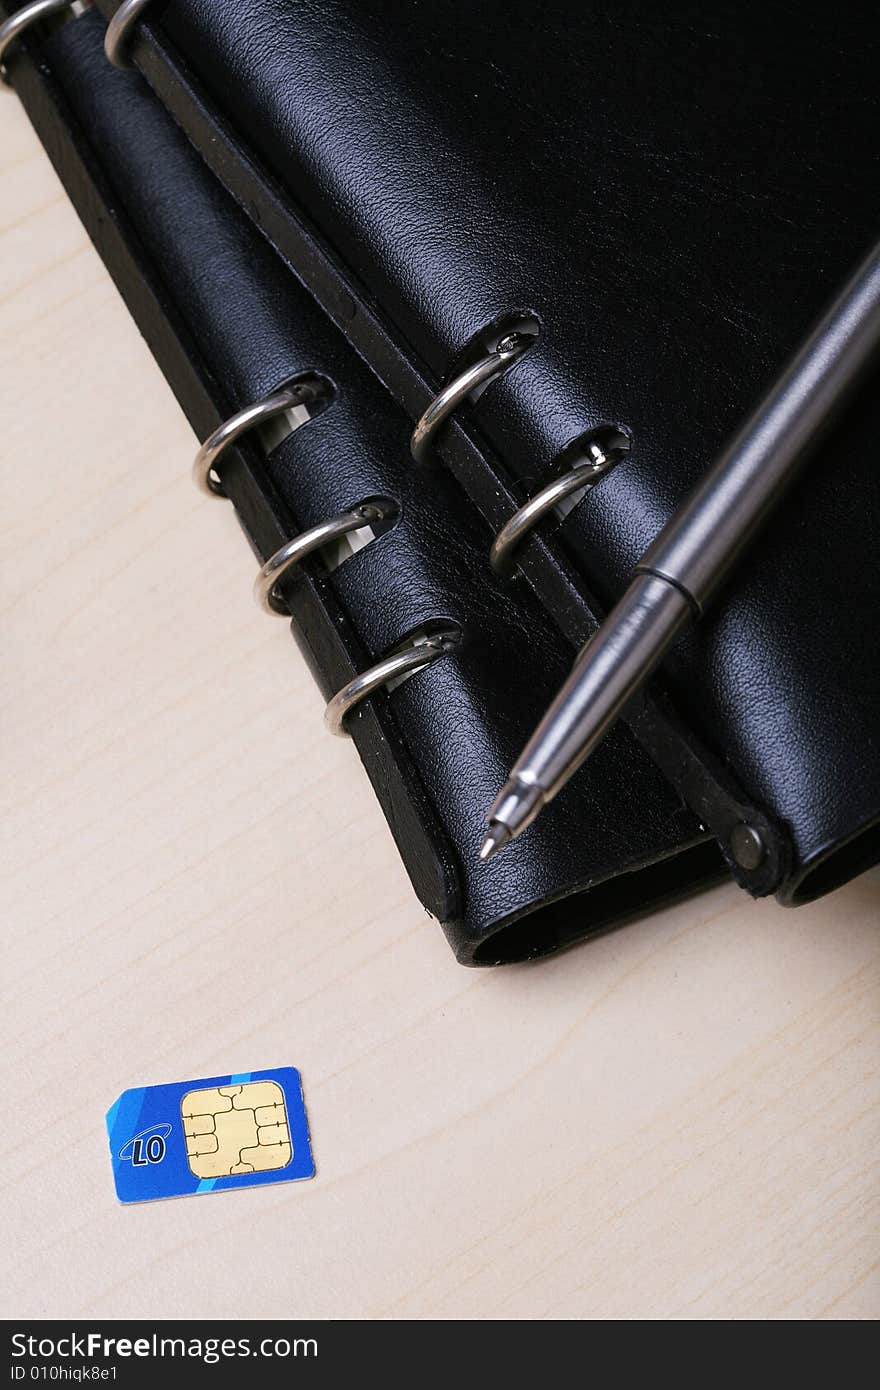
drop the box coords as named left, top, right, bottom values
left=481, top=239, right=880, bottom=861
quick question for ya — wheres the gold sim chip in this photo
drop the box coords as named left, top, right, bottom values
left=181, top=1081, right=291, bottom=1179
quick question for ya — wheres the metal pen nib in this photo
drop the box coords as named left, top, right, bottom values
left=481, top=771, right=556, bottom=860
left=479, top=822, right=511, bottom=861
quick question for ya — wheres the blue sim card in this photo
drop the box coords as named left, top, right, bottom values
left=106, top=1068, right=314, bottom=1203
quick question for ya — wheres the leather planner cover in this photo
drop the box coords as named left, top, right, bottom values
left=3, top=3, right=728, bottom=964
left=80, top=0, right=880, bottom=908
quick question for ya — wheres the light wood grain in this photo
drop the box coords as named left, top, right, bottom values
left=1, top=98, right=878, bottom=1322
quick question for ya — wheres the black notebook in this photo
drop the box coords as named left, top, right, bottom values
left=92, top=0, right=880, bottom=904
left=5, top=0, right=879, bottom=963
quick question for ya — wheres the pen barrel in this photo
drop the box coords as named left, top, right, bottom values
left=639, top=241, right=880, bottom=610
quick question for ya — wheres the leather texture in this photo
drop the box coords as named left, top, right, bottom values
left=94, top=0, right=880, bottom=904
left=7, top=6, right=723, bottom=963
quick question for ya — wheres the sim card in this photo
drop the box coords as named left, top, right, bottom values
left=106, top=1067, right=314, bottom=1203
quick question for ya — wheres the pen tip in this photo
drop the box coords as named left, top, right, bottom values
left=479, top=823, right=511, bottom=862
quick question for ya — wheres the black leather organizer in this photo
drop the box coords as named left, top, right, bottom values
left=4, top=5, right=725, bottom=963
left=5, top=1, right=879, bottom=961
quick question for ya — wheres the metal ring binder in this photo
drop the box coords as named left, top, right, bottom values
left=325, top=632, right=455, bottom=736
left=0, top=0, right=74, bottom=81
left=193, top=384, right=316, bottom=497
left=410, top=333, right=529, bottom=465
left=104, top=0, right=155, bottom=67
left=254, top=502, right=391, bottom=615
left=490, top=439, right=621, bottom=576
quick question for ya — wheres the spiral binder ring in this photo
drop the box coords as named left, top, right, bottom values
left=254, top=502, right=391, bottom=615
left=0, top=0, right=74, bottom=82
left=104, top=0, right=155, bottom=67
left=490, top=439, right=623, bottom=577
left=410, top=333, right=529, bottom=465
left=325, top=632, right=455, bottom=736
left=193, top=384, right=317, bottom=498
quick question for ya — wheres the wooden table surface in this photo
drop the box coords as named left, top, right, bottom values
left=2, top=97, right=878, bottom=1322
